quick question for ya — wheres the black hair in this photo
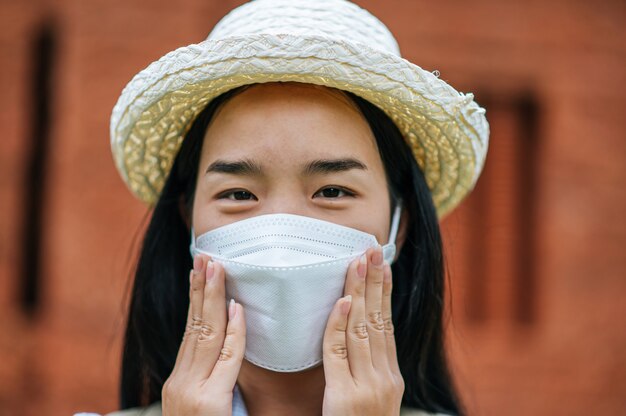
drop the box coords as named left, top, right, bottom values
left=119, top=85, right=462, bottom=414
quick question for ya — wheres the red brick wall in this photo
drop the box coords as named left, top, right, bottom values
left=1, top=0, right=624, bottom=414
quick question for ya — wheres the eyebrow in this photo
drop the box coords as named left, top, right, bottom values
left=303, top=158, right=368, bottom=175
left=205, top=157, right=367, bottom=176
left=205, top=158, right=263, bottom=175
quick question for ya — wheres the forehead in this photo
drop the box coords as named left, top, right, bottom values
left=216, top=82, right=362, bottom=116
left=199, top=82, right=383, bottom=167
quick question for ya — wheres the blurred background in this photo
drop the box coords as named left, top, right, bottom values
left=0, top=0, right=624, bottom=414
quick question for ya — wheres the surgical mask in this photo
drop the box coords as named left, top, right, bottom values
left=189, top=205, right=401, bottom=372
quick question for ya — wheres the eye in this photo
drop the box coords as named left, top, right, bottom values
left=218, top=189, right=257, bottom=201
left=313, top=186, right=355, bottom=199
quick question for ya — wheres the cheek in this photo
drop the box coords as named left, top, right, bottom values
left=373, top=209, right=393, bottom=245
left=364, top=177, right=393, bottom=244
left=192, top=186, right=250, bottom=237
left=347, top=199, right=392, bottom=245
left=191, top=203, right=203, bottom=237
left=191, top=185, right=217, bottom=237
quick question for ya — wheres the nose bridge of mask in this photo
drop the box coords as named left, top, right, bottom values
left=192, top=215, right=377, bottom=267
left=190, top=204, right=402, bottom=265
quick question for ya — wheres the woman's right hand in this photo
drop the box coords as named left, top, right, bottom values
left=162, top=255, right=246, bottom=416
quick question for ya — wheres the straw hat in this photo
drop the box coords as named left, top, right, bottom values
left=110, top=0, right=489, bottom=219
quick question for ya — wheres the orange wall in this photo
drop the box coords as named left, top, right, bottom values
left=0, top=0, right=624, bottom=414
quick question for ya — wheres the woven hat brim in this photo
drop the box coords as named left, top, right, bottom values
left=110, top=33, right=489, bottom=219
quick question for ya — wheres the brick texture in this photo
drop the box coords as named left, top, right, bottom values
left=0, top=0, right=624, bottom=414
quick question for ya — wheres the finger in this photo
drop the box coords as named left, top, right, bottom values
left=322, top=295, right=353, bottom=387
left=364, top=245, right=388, bottom=373
left=189, top=260, right=228, bottom=379
left=382, top=262, right=400, bottom=375
left=343, top=254, right=374, bottom=381
left=209, top=299, right=247, bottom=391
left=175, top=254, right=207, bottom=373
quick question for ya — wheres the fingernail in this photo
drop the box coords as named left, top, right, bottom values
left=206, top=260, right=214, bottom=280
left=357, top=254, right=367, bottom=279
left=228, top=298, right=237, bottom=319
left=193, top=255, right=202, bottom=273
left=340, top=295, right=352, bottom=315
left=372, top=245, right=383, bottom=267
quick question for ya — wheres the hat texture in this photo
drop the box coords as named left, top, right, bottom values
left=110, top=0, right=489, bottom=219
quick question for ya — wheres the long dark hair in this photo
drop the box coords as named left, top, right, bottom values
left=119, top=85, right=462, bottom=414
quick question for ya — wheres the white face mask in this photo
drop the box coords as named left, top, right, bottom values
left=189, top=205, right=401, bottom=372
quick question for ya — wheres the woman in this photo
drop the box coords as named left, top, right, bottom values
left=84, top=0, right=489, bottom=415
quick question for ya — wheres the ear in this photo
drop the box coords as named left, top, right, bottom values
left=393, top=207, right=410, bottom=261
left=178, top=195, right=191, bottom=231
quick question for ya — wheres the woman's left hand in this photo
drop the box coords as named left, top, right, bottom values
left=322, top=246, right=405, bottom=415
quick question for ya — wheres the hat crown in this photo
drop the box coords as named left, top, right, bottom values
left=207, top=0, right=400, bottom=56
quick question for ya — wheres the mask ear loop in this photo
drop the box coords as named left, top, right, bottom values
left=189, top=226, right=197, bottom=258
left=387, top=201, right=402, bottom=245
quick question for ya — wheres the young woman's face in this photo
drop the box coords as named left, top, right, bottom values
left=191, top=82, right=393, bottom=243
